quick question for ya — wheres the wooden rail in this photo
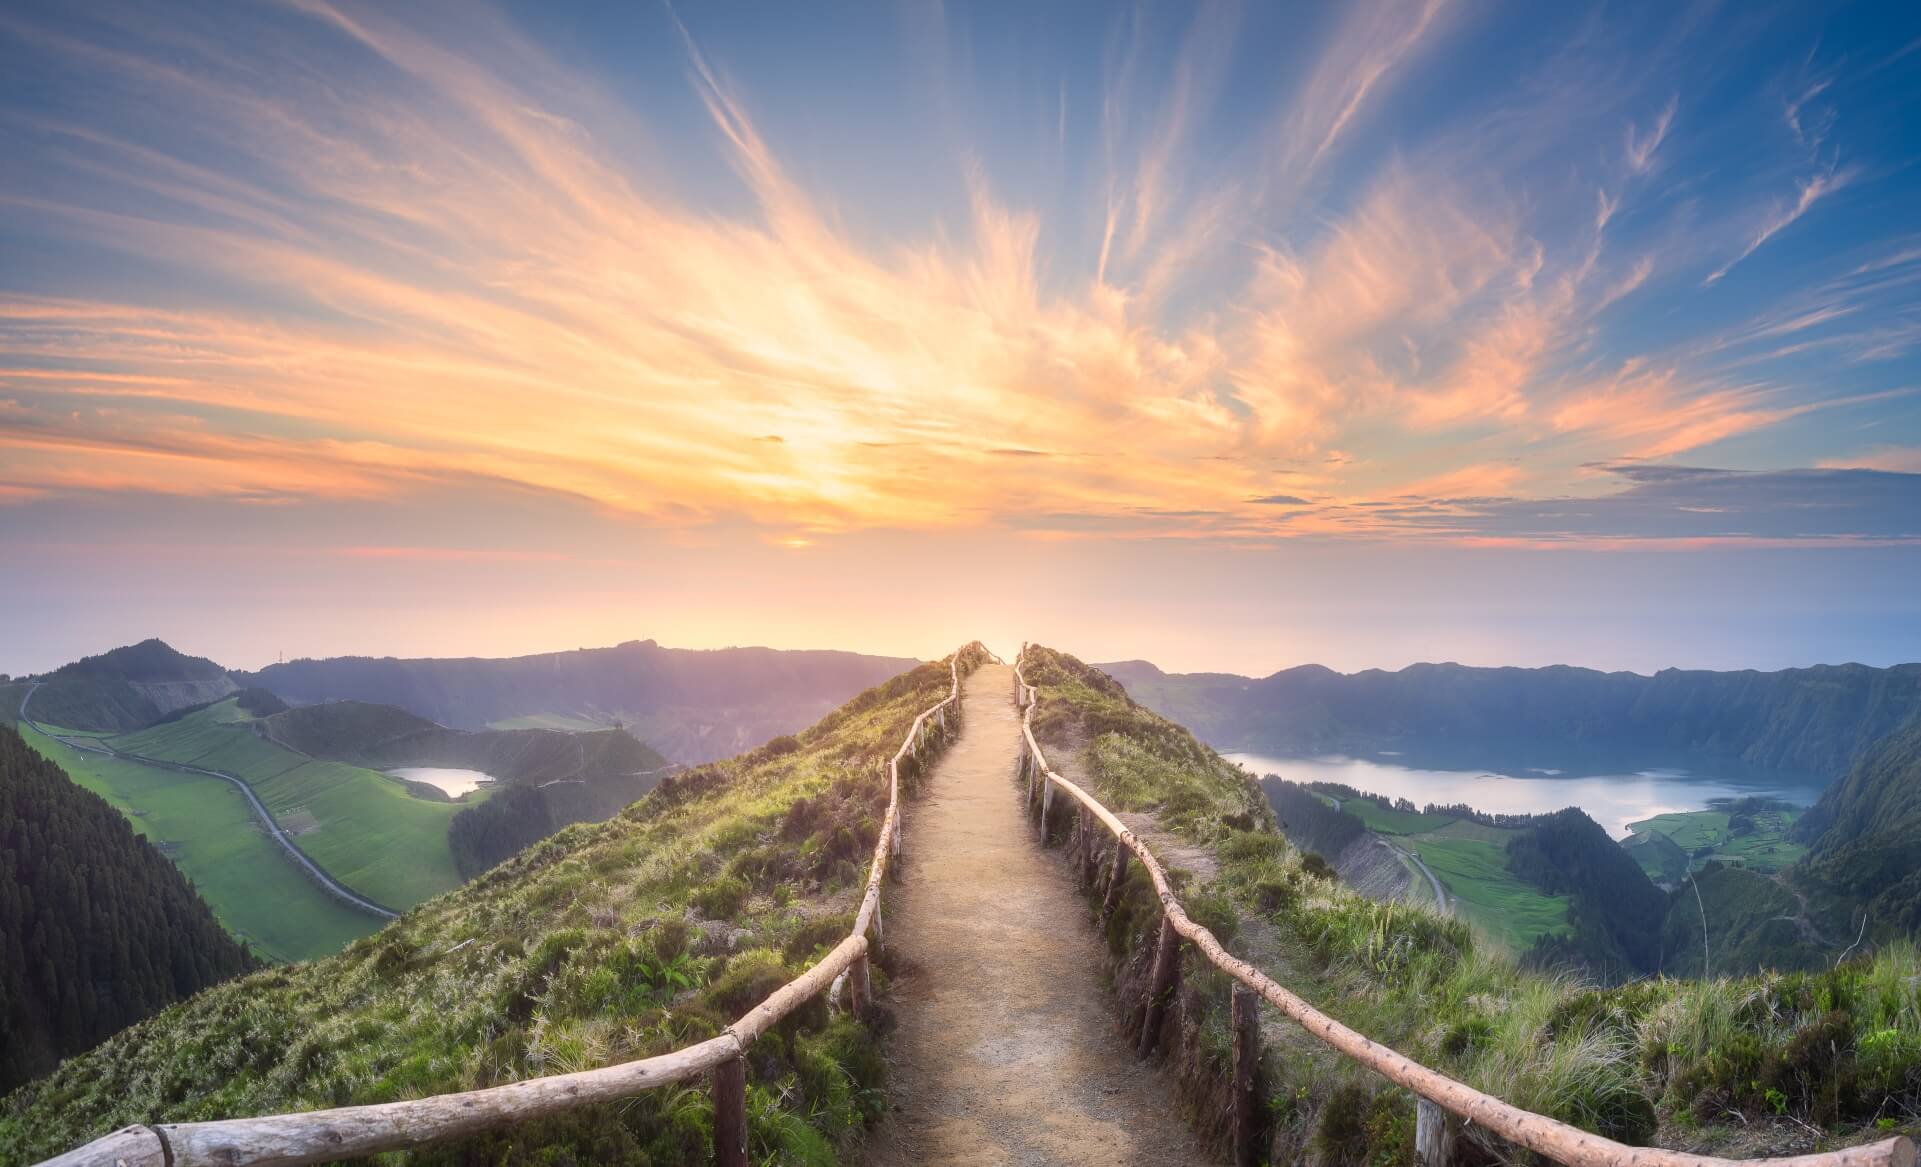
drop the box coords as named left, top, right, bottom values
left=38, top=651, right=975, bottom=1167
left=1010, top=649, right=1916, bottom=1167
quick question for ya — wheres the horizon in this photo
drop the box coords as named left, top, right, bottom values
left=12, top=627, right=1920, bottom=688
left=5, top=2, right=1921, bottom=679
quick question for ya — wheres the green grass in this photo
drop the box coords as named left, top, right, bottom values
left=1623, top=829, right=1692, bottom=883
left=1404, top=836, right=1571, bottom=950
left=1630, top=805, right=1807, bottom=873
left=0, top=647, right=990, bottom=1167
left=1343, top=797, right=1456, bottom=835
left=15, top=723, right=378, bottom=963
left=1630, top=809, right=1729, bottom=851
left=109, top=701, right=469, bottom=909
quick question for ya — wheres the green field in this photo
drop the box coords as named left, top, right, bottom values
left=1326, top=793, right=1572, bottom=951
left=1629, top=803, right=1806, bottom=873
left=16, top=724, right=378, bottom=963
left=1405, top=835, right=1572, bottom=950
left=108, top=702, right=471, bottom=908
left=1341, top=795, right=1455, bottom=835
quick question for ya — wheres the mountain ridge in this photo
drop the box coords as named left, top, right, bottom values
left=1101, top=657, right=1921, bottom=779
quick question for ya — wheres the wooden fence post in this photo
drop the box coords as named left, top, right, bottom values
left=1415, top=1097, right=1452, bottom=1166
left=849, top=952, right=872, bottom=1019
left=1039, top=775, right=1054, bottom=840
left=1079, top=808, right=1099, bottom=886
left=1101, top=846, right=1129, bottom=922
left=1232, top=986, right=1261, bottom=1167
left=1138, top=914, right=1181, bottom=1057
left=713, top=1055, right=747, bottom=1167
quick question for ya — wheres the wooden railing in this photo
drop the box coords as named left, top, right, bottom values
left=1010, top=649, right=1917, bottom=1167
left=38, top=651, right=975, bottom=1167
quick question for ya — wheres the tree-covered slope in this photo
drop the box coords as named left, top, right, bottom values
left=1506, top=808, right=1667, bottom=977
left=1103, top=658, right=1921, bottom=779
left=248, top=639, right=919, bottom=763
left=1800, top=721, right=1921, bottom=934
left=0, top=648, right=986, bottom=1166
left=0, top=724, right=255, bottom=1094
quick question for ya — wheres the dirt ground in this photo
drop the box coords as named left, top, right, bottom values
left=861, top=662, right=1213, bottom=1166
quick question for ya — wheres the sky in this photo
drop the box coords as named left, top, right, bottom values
left=3, top=0, right=1920, bottom=678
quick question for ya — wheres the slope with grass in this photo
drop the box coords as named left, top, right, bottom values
left=11, top=722, right=379, bottom=964
left=1027, top=645, right=1920, bottom=1163
left=108, top=701, right=469, bottom=909
left=0, top=647, right=989, bottom=1166
left=1630, top=798, right=1808, bottom=876
left=22, top=640, right=237, bottom=733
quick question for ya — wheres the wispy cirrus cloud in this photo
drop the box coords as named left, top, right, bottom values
left=0, top=0, right=1915, bottom=553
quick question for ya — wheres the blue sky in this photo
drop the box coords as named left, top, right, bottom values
left=1, top=0, right=1919, bottom=676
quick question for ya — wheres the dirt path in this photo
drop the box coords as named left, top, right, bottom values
left=864, top=662, right=1213, bottom=1166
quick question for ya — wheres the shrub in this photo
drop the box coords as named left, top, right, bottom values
left=692, top=875, right=749, bottom=920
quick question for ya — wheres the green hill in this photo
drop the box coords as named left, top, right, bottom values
left=0, top=724, right=256, bottom=1094
left=23, top=639, right=238, bottom=733
left=248, top=639, right=918, bottom=763
left=0, top=649, right=984, bottom=1165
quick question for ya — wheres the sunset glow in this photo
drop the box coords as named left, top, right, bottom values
left=3, top=1, right=1919, bottom=674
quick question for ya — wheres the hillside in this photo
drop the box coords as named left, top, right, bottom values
left=109, top=702, right=468, bottom=909
left=1027, top=646, right=1920, bottom=1162
left=261, top=699, right=674, bottom=877
left=1800, top=721, right=1921, bottom=934
left=0, top=725, right=255, bottom=1094
left=22, top=640, right=237, bottom=733
left=0, top=649, right=986, bottom=1165
left=248, top=639, right=918, bottom=763
left=262, top=700, right=666, bottom=784
left=1103, top=657, right=1921, bottom=780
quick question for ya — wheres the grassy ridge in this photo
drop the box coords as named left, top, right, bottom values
left=110, top=702, right=468, bottom=908
left=12, top=725, right=377, bottom=963
left=1026, top=645, right=1920, bottom=1163
left=0, top=647, right=987, bottom=1166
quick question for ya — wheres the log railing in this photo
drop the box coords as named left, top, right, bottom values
left=1010, top=649, right=1917, bottom=1167
left=37, top=651, right=975, bottom=1167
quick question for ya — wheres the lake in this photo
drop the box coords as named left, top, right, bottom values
left=387, top=766, right=494, bottom=798
left=1222, top=751, right=1827, bottom=838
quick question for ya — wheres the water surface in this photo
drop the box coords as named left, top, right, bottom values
left=1224, top=751, right=1825, bottom=838
left=387, top=766, right=493, bottom=798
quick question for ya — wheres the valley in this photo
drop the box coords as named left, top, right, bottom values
left=3, top=637, right=921, bottom=970
left=7, top=720, right=378, bottom=964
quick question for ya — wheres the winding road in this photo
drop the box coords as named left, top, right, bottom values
left=1386, top=837, right=1450, bottom=914
left=16, top=684, right=397, bottom=920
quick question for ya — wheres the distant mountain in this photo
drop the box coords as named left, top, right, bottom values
left=0, top=724, right=255, bottom=1092
left=1102, top=658, right=1921, bottom=780
left=248, top=639, right=919, bottom=762
left=24, top=639, right=238, bottom=732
